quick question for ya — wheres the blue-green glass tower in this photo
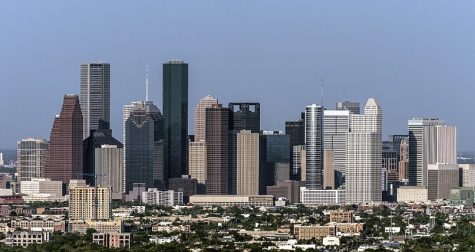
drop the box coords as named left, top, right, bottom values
left=163, top=60, right=188, bottom=188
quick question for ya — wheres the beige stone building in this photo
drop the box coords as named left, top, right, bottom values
left=68, top=180, right=111, bottom=221
left=236, top=130, right=259, bottom=195
left=323, top=150, right=335, bottom=189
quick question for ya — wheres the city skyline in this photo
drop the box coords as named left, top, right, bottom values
left=1, top=1, right=475, bottom=151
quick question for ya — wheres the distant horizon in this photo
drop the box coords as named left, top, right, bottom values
left=1, top=1, right=475, bottom=150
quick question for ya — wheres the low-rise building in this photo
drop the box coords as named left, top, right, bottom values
left=93, top=232, right=131, bottom=249
left=5, top=231, right=50, bottom=247
left=300, top=188, right=346, bottom=205
left=397, top=187, right=428, bottom=203
left=189, top=195, right=274, bottom=207
left=294, top=223, right=365, bottom=240
left=329, top=210, right=353, bottom=223
left=11, top=217, right=66, bottom=232
left=141, top=189, right=183, bottom=206
left=449, top=188, right=474, bottom=206
left=69, top=220, right=122, bottom=233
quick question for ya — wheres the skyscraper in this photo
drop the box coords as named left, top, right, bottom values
left=408, top=118, right=455, bottom=187
left=285, top=112, right=305, bottom=180
left=163, top=60, right=189, bottom=181
left=80, top=63, right=110, bottom=139
left=336, top=101, right=360, bottom=114
left=188, top=141, right=207, bottom=193
left=124, top=101, right=164, bottom=192
left=236, top=130, right=259, bottom=195
left=205, top=104, right=230, bottom=195
left=398, top=137, right=409, bottom=183
left=229, top=103, right=260, bottom=133
left=323, top=149, right=335, bottom=189
left=16, top=138, right=48, bottom=181
left=305, top=104, right=324, bottom=190
left=346, top=98, right=382, bottom=204
left=83, top=129, right=123, bottom=193
left=323, top=109, right=350, bottom=186
left=195, top=95, right=219, bottom=142
left=44, top=95, right=83, bottom=184
left=229, top=102, right=260, bottom=194
left=259, top=131, right=290, bottom=194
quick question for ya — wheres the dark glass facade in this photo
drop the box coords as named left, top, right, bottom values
left=83, top=128, right=122, bottom=186
left=285, top=112, right=305, bottom=180
left=228, top=103, right=260, bottom=194
left=124, top=102, right=164, bottom=192
left=259, top=132, right=290, bottom=194
left=163, top=61, right=188, bottom=184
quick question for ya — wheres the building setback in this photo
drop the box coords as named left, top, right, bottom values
left=124, top=101, right=164, bottom=192
left=44, top=95, right=83, bottom=184
left=285, top=112, right=305, bottom=180
left=163, top=60, right=188, bottom=182
left=345, top=98, right=382, bottom=204
left=80, top=63, right=110, bottom=139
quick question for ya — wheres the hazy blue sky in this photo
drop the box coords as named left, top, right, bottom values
left=0, top=1, right=474, bottom=150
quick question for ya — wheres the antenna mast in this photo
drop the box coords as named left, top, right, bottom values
left=145, top=65, right=149, bottom=101
left=320, top=77, right=324, bottom=107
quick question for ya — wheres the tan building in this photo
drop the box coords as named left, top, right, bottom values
left=294, top=223, right=364, bottom=240
left=236, top=130, right=259, bottom=195
left=189, top=195, right=274, bottom=207
left=70, top=220, right=122, bottom=234
left=11, top=218, right=66, bottom=232
left=427, top=163, right=459, bottom=200
left=398, top=138, right=409, bottom=183
left=188, top=141, right=207, bottom=186
left=329, top=210, right=353, bottom=223
left=397, top=186, right=428, bottom=203
left=194, top=95, right=219, bottom=142
left=459, top=164, right=475, bottom=187
left=323, top=150, right=335, bottom=189
left=93, top=232, right=131, bottom=249
left=68, top=180, right=111, bottom=221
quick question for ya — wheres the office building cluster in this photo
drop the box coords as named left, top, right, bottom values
left=11, top=60, right=466, bottom=208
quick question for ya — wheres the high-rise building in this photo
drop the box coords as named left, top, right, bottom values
left=323, top=150, right=335, bottom=189
left=292, top=145, right=306, bottom=181
left=94, top=144, right=124, bottom=194
left=44, top=95, right=83, bottom=184
left=229, top=102, right=260, bottom=194
left=259, top=131, right=290, bottom=194
left=398, top=138, right=409, bottom=183
left=305, top=104, right=324, bottom=190
left=0, top=153, right=3, bottom=166
left=285, top=112, right=305, bottom=180
left=427, top=164, right=459, bottom=200
left=205, top=105, right=230, bottom=195
left=459, top=164, right=475, bottom=187
left=16, top=138, right=48, bottom=181
left=236, top=130, right=259, bottom=195
left=83, top=129, right=123, bottom=193
left=346, top=98, right=382, bottom=204
left=188, top=141, right=207, bottom=193
left=336, top=101, right=360, bottom=114
left=195, top=95, right=219, bottom=142
left=229, top=103, right=260, bottom=133
left=80, top=63, right=110, bottom=139
left=68, top=180, right=111, bottom=221
left=163, top=60, right=188, bottom=181
left=124, top=101, right=164, bottom=192
left=382, top=141, right=399, bottom=191
left=408, top=118, right=456, bottom=187
left=323, top=109, right=350, bottom=185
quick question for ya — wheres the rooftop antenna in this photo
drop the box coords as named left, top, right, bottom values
left=145, top=65, right=149, bottom=101
left=320, top=77, right=324, bottom=108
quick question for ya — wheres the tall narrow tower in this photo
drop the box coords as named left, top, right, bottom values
left=305, top=104, right=324, bottom=190
left=163, top=60, right=188, bottom=184
left=80, top=63, right=110, bottom=139
left=346, top=98, right=382, bottom=203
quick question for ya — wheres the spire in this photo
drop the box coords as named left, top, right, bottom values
left=145, top=65, right=149, bottom=101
